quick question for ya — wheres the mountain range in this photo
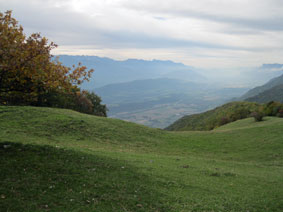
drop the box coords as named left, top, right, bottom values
left=57, top=55, right=204, bottom=88
left=58, top=55, right=283, bottom=88
left=57, top=55, right=283, bottom=128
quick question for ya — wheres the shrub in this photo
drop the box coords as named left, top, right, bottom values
left=219, top=117, right=230, bottom=126
left=263, top=101, right=283, bottom=116
left=85, top=91, right=108, bottom=117
left=251, top=112, right=264, bottom=122
left=276, top=109, right=283, bottom=118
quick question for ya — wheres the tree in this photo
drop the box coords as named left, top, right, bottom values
left=85, top=91, right=108, bottom=117
left=0, top=11, right=93, bottom=105
left=0, top=11, right=107, bottom=117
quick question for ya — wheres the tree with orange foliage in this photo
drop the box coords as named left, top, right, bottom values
left=0, top=11, right=107, bottom=116
left=0, top=11, right=93, bottom=104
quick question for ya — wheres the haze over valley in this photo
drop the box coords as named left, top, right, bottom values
left=59, top=55, right=283, bottom=128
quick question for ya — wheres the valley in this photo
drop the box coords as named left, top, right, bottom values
left=58, top=56, right=283, bottom=128
left=60, top=56, right=279, bottom=128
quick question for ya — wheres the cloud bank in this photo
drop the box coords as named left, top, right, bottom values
left=1, top=0, right=283, bottom=68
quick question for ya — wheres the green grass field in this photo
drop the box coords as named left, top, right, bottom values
left=1, top=106, right=283, bottom=211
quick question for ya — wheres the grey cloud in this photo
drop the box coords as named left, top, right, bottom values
left=153, top=17, right=167, bottom=21
left=0, top=1, right=107, bottom=44
left=1, top=0, right=283, bottom=68
left=1, top=0, right=253, bottom=51
left=123, top=0, right=283, bottom=33
left=183, top=11, right=283, bottom=32
left=79, top=29, right=274, bottom=53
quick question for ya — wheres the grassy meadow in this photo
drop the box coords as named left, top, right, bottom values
left=0, top=106, right=283, bottom=211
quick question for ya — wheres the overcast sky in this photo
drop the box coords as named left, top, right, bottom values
left=1, top=0, right=283, bottom=68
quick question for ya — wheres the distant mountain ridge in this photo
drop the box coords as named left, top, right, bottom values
left=57, top=55, right=204, bottom=88
left=57, top=55, right=283, bottom=89
left=260, top=63, right=283, bottom=70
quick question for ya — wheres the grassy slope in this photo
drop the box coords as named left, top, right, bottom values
left=0, top=106, right=283, bottom=211
left=165, top=101, right=260, bottom=131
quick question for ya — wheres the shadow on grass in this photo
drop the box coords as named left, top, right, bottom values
left=0, top=142, right=171, bottom=212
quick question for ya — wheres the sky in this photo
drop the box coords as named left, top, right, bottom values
left=1, top=0, right=283, bottom=68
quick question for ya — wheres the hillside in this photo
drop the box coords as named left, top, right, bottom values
left=1, top=106, right=283, bottom=211
left=240, top=73, right=283, bottom=100
left=246, top=84, right=283, bottom=103
left=165, top=101, right=261, bottom=131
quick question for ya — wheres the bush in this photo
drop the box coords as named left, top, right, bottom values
left=219, top=117, right=230, bottom=126
left=85, top=92, right=108, bottom=117
left=33, top=90, right=107, bottom=117
left=229, top=108, right=251, bottom=122
left=263, top=101, right=283, bottom=116
left=276, top=109, right=283, bottom=118
left=251, top=112, right=264, bottom=122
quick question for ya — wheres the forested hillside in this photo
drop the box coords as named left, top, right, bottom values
left=240, top=73, right=283, bottom=100
left=246, top=84, right=283, bottom=103
left=165, top=101, right=261, bottom=131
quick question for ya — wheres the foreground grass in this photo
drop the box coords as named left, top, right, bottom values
left=0, top=106, right=283, bottom=211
